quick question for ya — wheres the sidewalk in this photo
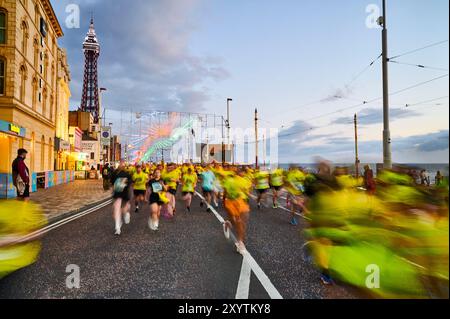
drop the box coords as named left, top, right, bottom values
left=30, top=180, right=112, bottom=222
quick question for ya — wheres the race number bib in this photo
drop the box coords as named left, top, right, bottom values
left=114, top=178, right=128, bottom=193
left=151, top=182, right=163, bottom=193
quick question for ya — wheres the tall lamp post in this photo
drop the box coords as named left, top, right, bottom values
left=226, top=98, right=232, bottom=163
left=379, top=0, right=392, bottom=169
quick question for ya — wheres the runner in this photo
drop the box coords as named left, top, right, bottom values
left=161, top=164, right=180, bottom=217
left=110, top=162, right=133, bottom=235
left=199, top=164, right=216, bottom=212
left=132, top=165, right=149, bottom=213
left=147, top=169, right=168, bottom=231
left=285, top=167, right=307, bottom=226
left=254, top=169, right=270, bottom=209
left=181, top=166, right=198, bottom=212
left=270, top=167, right=284, bottom=208
left=222, top=170, right=252, bottom=254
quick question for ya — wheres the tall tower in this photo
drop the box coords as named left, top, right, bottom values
left=80, top=18, right=100, bottom=123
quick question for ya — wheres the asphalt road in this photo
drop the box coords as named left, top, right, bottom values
left=0, top=192, right=356, bottom=299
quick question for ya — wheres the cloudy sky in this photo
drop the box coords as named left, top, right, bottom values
left=50, top=0, right=449, bottom=163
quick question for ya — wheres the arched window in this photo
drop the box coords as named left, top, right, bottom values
left=49, top=94, right=54, bottom=121
left=0, top=57, right=5, bottom=96
left=33, top=38, right=39, bottom=69
left=43, top=53, right=48, bottom=82
left=31, top=77, right=38, bottom=110
left=42, top=87, right=47, bottom=117
left=51, top=63, right=55, bottom=88
left=21, top=20, right=29, bottom=56
left=0, top=9, right=6, bottom=45
left=35, top=4, right=40, bottom=26
left=19, top=64, right=27, bottom=102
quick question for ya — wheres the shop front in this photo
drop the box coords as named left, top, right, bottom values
left=0, top=120, right=27, bottom=199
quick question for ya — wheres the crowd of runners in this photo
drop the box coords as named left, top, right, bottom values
left=100, top=160, right=448, bottom=297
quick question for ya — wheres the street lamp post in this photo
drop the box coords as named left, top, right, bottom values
left=380, top=0, right=392, bottom=169
left=227, top=98, right=232, bottom=163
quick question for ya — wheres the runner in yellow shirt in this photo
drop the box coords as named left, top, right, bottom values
left=270, top=168, right=284, bottom=208
left=162, top=164, right=180, bottom=216
left=181, top=167, right=198, bottom=212
left=254, top=169, right=270, bottom=209
left=132, top=165, right=149, bottom=213
left=222, top=170, right=252, bottom=253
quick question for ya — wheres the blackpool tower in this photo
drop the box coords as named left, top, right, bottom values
left=80, top=18, right=100, bottom=123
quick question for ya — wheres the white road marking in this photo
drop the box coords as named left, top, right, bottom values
left=195, top=191, right=283, bottom=300
left=235, top=256, right=252, bottom=299
left=9, top=199, right=113, bottom=245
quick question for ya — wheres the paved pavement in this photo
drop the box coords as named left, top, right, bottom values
left=0, top=192, right=358, bottom=299
left=30, top=180, right=111, bottom=221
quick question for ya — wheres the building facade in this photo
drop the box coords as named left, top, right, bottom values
left=54, top=47, right=71, bottom=170
left=0, top=0, right=63, bottom=176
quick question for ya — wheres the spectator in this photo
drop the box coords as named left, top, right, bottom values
left=12, top=149, right=30, bottom=201
left=363, top=165, right=376, bottom=195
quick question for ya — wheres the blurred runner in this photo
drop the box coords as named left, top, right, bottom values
left=270, top=167, right=284, bottom=208
left=162, top=164, right=180, bottom=217
left=199, top=165, right=216, bottom=212
left=132, top=165, right=149, bottom=213
left=222, top=170, right=252, bottom=254
left=254, top=169, right=270, bottom=209
left=147, top=169, right=168, bottom=231
left=181, top=166, right=198, bottom=213
left=0, top=201, right=47, bottom=279
left=110, top=162, right=133, bottom=235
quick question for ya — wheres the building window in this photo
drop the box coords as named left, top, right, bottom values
left=21, top=21, right=28, bottom=56
left=32, top=77, right=38, bottom=109
left=0, top=58, right=5, bottom=95
left=49, top=94, right=54, bottom=121
left=34, top=39, right=39, bottom=69
left=91, top=153, right=95, bottom=160
left=19, top=65, right=27, bottom=102
left=0, top=9, right=6, bottom=45
left=42, top=88, right=47, bottom=117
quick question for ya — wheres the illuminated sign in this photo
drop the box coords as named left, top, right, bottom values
left=9, top=124, right=21, bottom=135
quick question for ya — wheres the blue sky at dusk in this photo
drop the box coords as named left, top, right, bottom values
left=50, top=0, right=449, bottom=163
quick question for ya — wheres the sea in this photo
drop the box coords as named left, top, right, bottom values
left=278, top=163, right=449, bottom=184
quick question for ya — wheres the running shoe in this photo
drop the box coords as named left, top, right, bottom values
left=235, top=242, right=247, bottom=255
left=223, top=221, right=231, bottom=239
left=124, top=213, right=131, bottom=225
left=257, top=203, right=261, bottom=210
left=135, top=206, right=139, bottom=213
left=206, top=207, right=212, bottom=213
left=148, top=218, right=155, bottom=231
left=186, top=206, right=191, bottom=213
left=320, top=274, right=334, bottom=285
left=200, top=201, right=204, bottom=208
left=214, top=201, right=219, bottom=208
left=290, top=217, right=298, bottom=226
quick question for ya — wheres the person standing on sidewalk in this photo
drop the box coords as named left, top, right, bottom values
left=12, top=149, right=30, bottom=202
left=110, top=162, right=133, bottom=235
left=102, top=163, right=112, bottom=191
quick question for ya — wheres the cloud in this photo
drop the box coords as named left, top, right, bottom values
left=277, top=129, right=449, bottom=163
left=330, top=107, right=421, bottom=125
left=51, top=0, right=229, bottom=112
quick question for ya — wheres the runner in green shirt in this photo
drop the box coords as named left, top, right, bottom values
left=132, top=165, right=149, bottom=213
left=181, top=167, right=198, bottom=212
left=270, top=168, right=284, bottom=208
